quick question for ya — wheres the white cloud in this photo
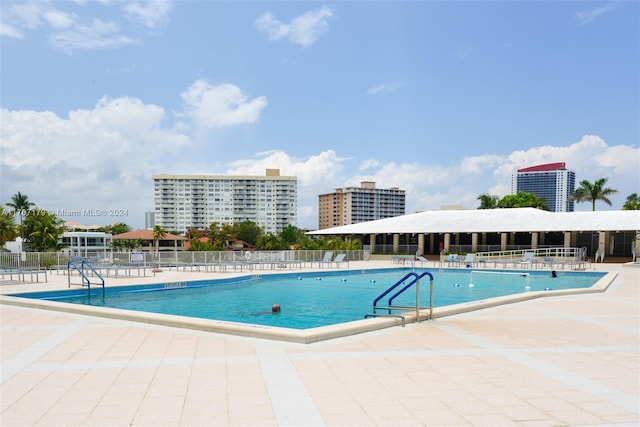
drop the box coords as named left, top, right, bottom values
left=1, top=1, right=172, bottom=53
left=255, top=6, right=334, bottom=47
left=576, top=2, right=618, bottom=25
left=50, top=18, right=138, bottom=53
left=0, top=22, right=23, bottom=38
left=43, top=9, right=76, bottom=29
left=593, top=144, right=640, bottom=176
left=0, top=97, right=190, bottom=225
left=226, top=150, right=345, bottom=187
left=0, top=2, right=44, bottom=38
left=365, top=81, right=402, bottom=95
left=123, top=0, right=172, bottom=28
left=359, top=159, right=381, bottom=171
left=459, top=154, right=504, bottom=175
left=180, top=80, right=268, bottom=129
left=6, top=2, right=44, bottom=29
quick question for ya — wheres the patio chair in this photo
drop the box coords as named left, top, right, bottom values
left=319, top=251, right=334, bottom=267
left=458, top=253, right=477, bottom=268
left=440, top=253, right=458, bottom=267
left=330, top=253, right=349, bottom=268
left=518, top=252, right=535, bottom=268
left=416, top=255, right=430, bottom=266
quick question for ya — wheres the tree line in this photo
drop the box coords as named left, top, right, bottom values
left=478, top=177, right=639, bottom=211
left=0, top=192, right=360, bottom=252
left=2, top=178, right=638, bottom=251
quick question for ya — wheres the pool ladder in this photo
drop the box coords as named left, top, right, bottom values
left=365, top=271, right=434, bottom=326
left=67, top=258, right=105, bottom=297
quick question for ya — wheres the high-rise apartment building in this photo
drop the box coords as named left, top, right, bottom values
left=153, top=169, right=297, bottom=234
left=144, top=211, right=155, bottom=229
left=512, top=162, right=576, bottom=212
left=318, top=181, right=405, bottom=229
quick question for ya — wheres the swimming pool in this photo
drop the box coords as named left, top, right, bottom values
left=6, top=268, right=607, bottom=335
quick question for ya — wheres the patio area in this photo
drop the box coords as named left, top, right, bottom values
left=1, top=261, right=638, bottom=426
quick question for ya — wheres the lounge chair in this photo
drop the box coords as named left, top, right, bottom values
left=440, top=253, right=458, bottom=267
left=416, top=255, right=429, bottom=266
left=458, top=253, right=477, bottom=268
left=319, top=251, right=334, bottom=267
left=518, top=252, right=535, bottom=268
left=330, top=253, right=349, bottom=268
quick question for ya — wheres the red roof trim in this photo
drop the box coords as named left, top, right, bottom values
left=517, top=162, right=566, bottom=173
left=113, top=229, right=185, bottom=240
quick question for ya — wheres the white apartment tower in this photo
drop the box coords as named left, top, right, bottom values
left=153, top=169, right=297, bottom=234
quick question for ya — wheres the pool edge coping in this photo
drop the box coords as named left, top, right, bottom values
left=0, top=271, right=616, bottom=344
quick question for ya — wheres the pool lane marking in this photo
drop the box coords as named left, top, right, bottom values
left=1, top=318, right=88, bottom=384
left=255, top=342, right=325, bottom=426
left=432, top=322, right=639, bottom=415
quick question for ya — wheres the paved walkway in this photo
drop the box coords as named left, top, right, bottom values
left=1, top=262, right=638, bottom=426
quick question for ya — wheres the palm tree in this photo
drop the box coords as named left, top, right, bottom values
left=477, top=193, right=499, bottom=209
left=23, top=210, right=64, bottom=251
left=0, top=206, right=18, bottom=246
left=622, top=193, right=640, bottom=210
left=5, top=192, right=35, bottom=249
left=568, top=178, right=619, bottom=211
left=152, top=225, right=167, bottom=257
left=29, top=220, right=61, bottom=251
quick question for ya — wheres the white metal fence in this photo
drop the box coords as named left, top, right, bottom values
left=0, top=250, right=365, bottom=271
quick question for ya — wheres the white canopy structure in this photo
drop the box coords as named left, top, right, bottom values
left=308, top=208, right=640, bottom=258
left=309, top=208, right=640, bottom=235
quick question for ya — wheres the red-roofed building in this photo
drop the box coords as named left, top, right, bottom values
left=183, top=236, right=257, bottom=251
left=512, top=162, right=576, bottom=212
left=112, top=229, right=186, bottom=252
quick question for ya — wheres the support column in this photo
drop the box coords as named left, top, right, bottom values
left=444, top=233, right=451, bottom=253
left=597, top=231, right=606, bottom=262
left=531, top=232, right=539, bottom=250
left=393, top=234, right=400, bottom=254
left=471, top=233, right=478, bottom=253
left=564, top=231, right=571, bottom=248
left=369, top=234, right=376, bottom=254
left=429, top=234, right=435, bottom=255
left=500, top=233, right=508, bottom=251
left=417, top=234, right=425, bottom=256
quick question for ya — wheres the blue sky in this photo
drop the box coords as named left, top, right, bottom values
left=1, top=0, right=639, bottom=230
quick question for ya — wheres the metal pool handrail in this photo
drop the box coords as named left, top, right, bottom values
left=67, top=258, right=105, bottom=297
left=371, top=271, right=434, bottom=321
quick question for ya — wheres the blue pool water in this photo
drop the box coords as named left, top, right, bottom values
left=11, top=268, right=604, bottom=330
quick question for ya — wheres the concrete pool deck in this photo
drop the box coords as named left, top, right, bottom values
left=1, top=261, right=638, bottom=426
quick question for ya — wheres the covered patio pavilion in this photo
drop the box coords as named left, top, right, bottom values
left=308, top=208, right=640, bottom=259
